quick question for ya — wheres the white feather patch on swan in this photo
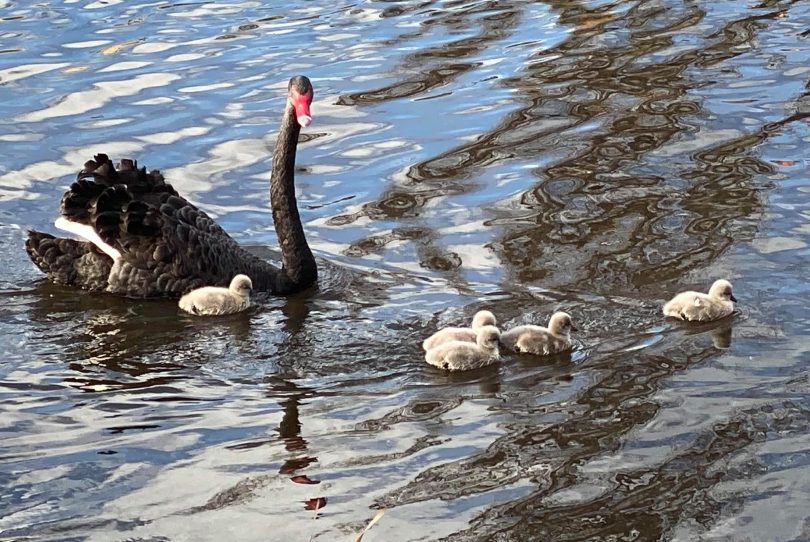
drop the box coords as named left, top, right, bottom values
left=55, top=217, right=121, bottom=260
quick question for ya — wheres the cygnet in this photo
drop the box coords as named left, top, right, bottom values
left=425, top=325, right=500, bottom=371
left=179, top=274, right=253, bottom=316
left=422, top=310, right=497, bottom=351
left=500, top=311, right=576, bottom=355
left=662, top=279, right=736, bottom=322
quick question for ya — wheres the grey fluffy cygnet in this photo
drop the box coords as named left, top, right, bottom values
left=500, top=312, right=576, bottom=355
left=422, top=310, right=497, bottom=351
left=178, top=274, right=253, bottom=316
left=425, top=325, right=500, bottom=371
left=662, top=279, right=736, bottom=322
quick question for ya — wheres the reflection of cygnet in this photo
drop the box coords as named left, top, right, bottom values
left=422, top=310, right=497, bottom=351
left=179, top=275, right=253, bottom=316
left=425, top=325, right=500, bottom=371
left=500, top=312, right=576, bottom=355
left=711, top=326, right=733, bottom=349
left=663, top=279, right=736, bottom=322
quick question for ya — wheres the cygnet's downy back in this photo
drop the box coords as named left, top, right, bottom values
left=424, top=325, right=500, bottom=371
left=663, top=279, right=736, bottom=322
left=422, top=309, right=497, bottom=351
left=500, top=311, right=576, bottom=356
left=179, top=274, right=253, bottom=316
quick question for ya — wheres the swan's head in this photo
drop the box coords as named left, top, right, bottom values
left=476, top=325, right=500, bottom=349
left=709, top=279, right=736, bottom=302
left=549, top=312, right=577, bottom=336
left=472, top=310, right=497, bottom=330
left=288, top=75, right=314, bottom=128
left=229, top=274, right=253, bottom=297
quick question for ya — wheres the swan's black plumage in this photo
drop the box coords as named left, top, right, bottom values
left=26, top=231, right=112, bottom=290
left=25, top=75, right=318, bottom=298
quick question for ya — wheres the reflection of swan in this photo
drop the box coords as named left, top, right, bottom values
left=663, top=279, right=736, bottom=322
left=179, top=274, right=252, bottom=316
left=500, top=312, right=576, bottom=355
left=422, top=310, right=497, bottom=351
left=425, top=325, right=500, bottom=371
left=25, top=76, right=317, bottom=298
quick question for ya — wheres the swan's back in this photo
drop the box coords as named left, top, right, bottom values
left=27, top=154, right=278, bottom=297
left=422, top=327, right=476, bottom=351
left=178, top=287, right=247, bottom=316
left=424, top=325, right=500, bottom=371
left=421, top=310, right=497, bottom=351
left=517, top=328, right=570, bottom=355
left=501, top=324, right=572, bottom=355
left=662, top=291, right=733, bottom=322
left=179, top=275, right=252, bottom=316
left=425, top=341, right=499, bottom=371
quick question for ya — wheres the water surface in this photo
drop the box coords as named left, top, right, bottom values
left=1, top=0, right=810, bottom=540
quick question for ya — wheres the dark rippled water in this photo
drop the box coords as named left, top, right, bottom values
left=2, top=1, right=810, bottom=540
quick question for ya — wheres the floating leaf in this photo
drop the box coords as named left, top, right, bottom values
left=100, top=40, right=138, bottom=55
left=304, top=497, right=326, bottom=511
left=291, top=475, right=320, bottom=485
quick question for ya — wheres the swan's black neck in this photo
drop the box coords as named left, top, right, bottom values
left=270, top=100, right=317, bottom=294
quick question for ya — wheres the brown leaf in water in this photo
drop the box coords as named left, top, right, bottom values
left=291, top=475, right=320, bottom=485
left=304, top=497, right=327, bottom=511
left=772, top=159, right=796, bottom=166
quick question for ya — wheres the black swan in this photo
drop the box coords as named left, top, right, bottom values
left=25, top=75, right=318, bottom=298
left=178, top=274, right=252, bottom=316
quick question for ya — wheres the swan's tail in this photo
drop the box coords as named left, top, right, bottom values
left=25, top=231, right=112, bottom=291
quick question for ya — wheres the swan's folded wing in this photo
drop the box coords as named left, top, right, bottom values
left=25, top=231, right=112, bottom=290
left=65, top=153, right=230, bottom=238
left=92, top=189, right=254, bottom=297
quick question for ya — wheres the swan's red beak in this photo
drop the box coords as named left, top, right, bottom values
left=293, top=91, right=313, bottom=128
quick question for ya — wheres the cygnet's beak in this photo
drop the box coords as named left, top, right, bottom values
left=730, top=294, right=738, bottom=302
left=570, top=324, right=579, bottom=332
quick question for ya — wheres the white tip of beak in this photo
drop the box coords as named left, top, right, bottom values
left=297, top=115, right=312, bottom=127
